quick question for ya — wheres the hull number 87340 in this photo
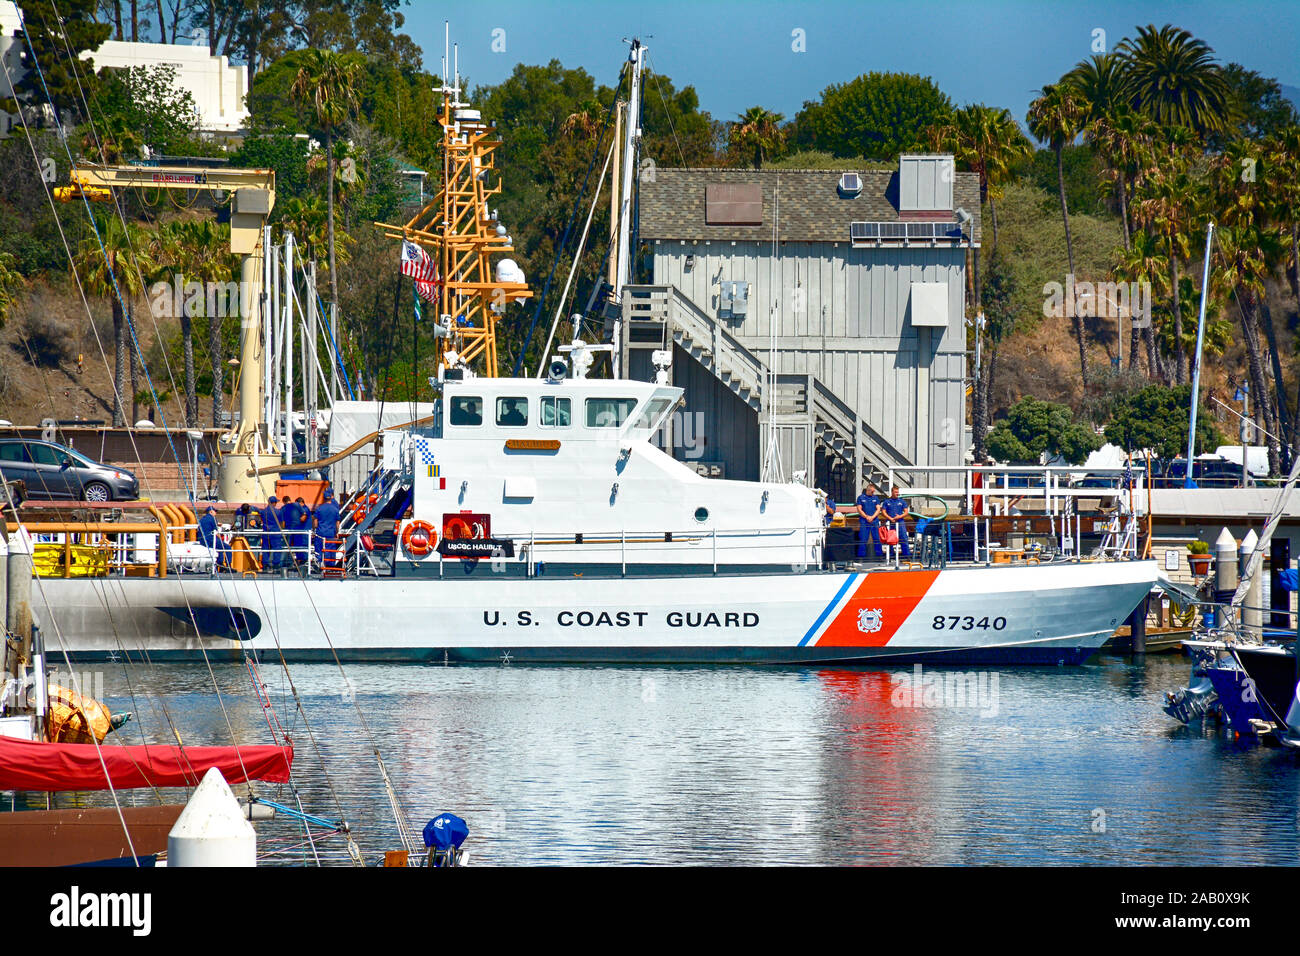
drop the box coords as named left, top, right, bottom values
left=933, top=615, right=1007, bottom=631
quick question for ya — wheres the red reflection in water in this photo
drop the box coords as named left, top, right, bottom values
left=816, top=668, right=941, bottom=861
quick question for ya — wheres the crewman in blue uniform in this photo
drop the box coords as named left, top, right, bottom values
left=292, top=496, right=311, bottom=566
left=197, top=504, right=230, bottom=571
left=260, top=495, right=284, bottom=570
left=881, top=485, right=912, bottom=558
left=279, top=495, right=300, bottom=569
left=313, top=488, right=341, bottom=569
left=855, top=483, right=882, bottom=561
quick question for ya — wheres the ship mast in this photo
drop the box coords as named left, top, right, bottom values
left=377, top=26, right=532, bottom=377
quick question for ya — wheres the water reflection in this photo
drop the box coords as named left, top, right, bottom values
left=50, top=655, right=1298, bottom=864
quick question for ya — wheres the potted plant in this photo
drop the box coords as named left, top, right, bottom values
left=1187, top=540, right=1212, bottom=575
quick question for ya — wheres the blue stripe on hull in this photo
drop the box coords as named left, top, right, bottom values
left=61, top=643, right=1103, bottom=666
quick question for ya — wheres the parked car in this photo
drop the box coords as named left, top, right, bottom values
left=0, top=439, right=139, bottom=501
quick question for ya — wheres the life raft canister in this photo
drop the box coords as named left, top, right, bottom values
left=402, top=519, right=437, bottom=557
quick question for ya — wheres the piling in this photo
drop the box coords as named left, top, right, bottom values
left=5, top=524, right=32, bottom=668
left=0, top=516, right=8, bottom=646
left=167, top=767, right=257, bottom=867
left=1241, top=529, right=1261, bottom=638
left=1213, top=527, right=1237, bottom=628
left=1125, top=592, right=1149, bottom=656
left=1272, top=537, right=1291, bottom=630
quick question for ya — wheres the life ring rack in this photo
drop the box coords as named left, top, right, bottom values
left=402, top=520, right=438, bottom=557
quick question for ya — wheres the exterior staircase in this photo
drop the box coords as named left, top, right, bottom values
left=620, top=285, right=913, bottom=495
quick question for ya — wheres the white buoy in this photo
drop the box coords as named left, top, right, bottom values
left=167, top=767, right=257, bottom=867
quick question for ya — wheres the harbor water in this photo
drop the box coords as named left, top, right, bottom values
left=56, top=654, right=1300, bottom=865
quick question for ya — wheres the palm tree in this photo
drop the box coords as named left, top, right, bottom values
left=730, top=107, right=785, bottom=169
left=73, top=215, right=155, bottom=426
left=1027, top=82, right=1088, bottom=384
left=1132, top=128, right=1201, bottom=385
left=1085, top=108, right=1146, bottom=249
left=1116, top=24, right=1235, bottom=138
left=925, top=104, right=1030, bottom=248
left=1063, top=53, right=1130, bottom=124
left=1215, top=223, right=1285, bottom=474
left=290, top=50, right=363, bottom=315
left=1112, top=229, right=1169, bottom=378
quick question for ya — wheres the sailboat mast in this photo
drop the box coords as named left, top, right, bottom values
left=612, top=39, right=645, bottom=378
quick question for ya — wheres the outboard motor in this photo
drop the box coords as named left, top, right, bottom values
left=423, top=813, right=470, bottom=867
left=1163, top=647, right=1221, bottom=724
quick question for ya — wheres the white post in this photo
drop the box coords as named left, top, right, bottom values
left=167, top=767, right=256, bottom=867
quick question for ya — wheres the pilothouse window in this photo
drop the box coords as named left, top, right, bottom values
left=496, top=397, right=529, bottom=426
left=450, top=396, right=483, bottom=426
left=585, top=398, right=637, bottom=428
left=541, top=396, right=571, bottom=426
left=634, top=397, right=674, bottom=430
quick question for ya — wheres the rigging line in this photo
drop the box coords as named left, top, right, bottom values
left=0, top=499, right=139, bottom=865
left=14, top=14, right=194, bottom=501
left=646, top=54, right=688, bottom=168
left=5, top=55, right=288, bottom=777
left=292, top=241, right=355, bottom=399
left=537, top=136, right=618, bottom=375
left=38, top=3, right=198, bottom=465
left=513, top=66, right=628, bottom=376
left=48, top=0, right=241, bottom=485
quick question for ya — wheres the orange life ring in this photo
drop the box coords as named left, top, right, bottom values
left=443, top=516, right=471, bottom=540
left=402, top=520, right=437, bottom=557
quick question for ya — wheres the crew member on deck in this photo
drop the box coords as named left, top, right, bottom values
left=280, top=495, right=299, bottom=569
left=881, top=485, right=912, bottom=559
left=293, top=496, right=311, bottom=566
left=260, top=495, right=285, bottom=570
left=855, top=483, right=882, bottom=561
left=198, top=505, right=230, bottom=571
left=314, top=488, right=341, bottom=569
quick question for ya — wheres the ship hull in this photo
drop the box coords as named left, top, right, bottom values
left=36, top=560, right=1158, bottom=666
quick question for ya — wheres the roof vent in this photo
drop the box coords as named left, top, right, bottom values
left=837, top=172, right=862, bottom=197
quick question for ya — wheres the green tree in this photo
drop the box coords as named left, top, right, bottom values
left=987, top=395, right=1101, bottom=464
left=0, top=251, right=20, bottom=327
left=1105, top=383, right=1221, bottom=458
left=1211, top=64, right=1300, bottom=149
left=1027, top=82, right=1089, bottom=384
left=1, top=0, right=109, bottom=124
left=794, top=72, right=953, bottom=161
left=1117, top=24, right=1235, bottom=139
left=290, top=49, right=363, bottom=315
left=93, top=64, right=206, bottom=156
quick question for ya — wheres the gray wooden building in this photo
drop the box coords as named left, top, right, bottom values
left=619, top=156, right=981, bottom=499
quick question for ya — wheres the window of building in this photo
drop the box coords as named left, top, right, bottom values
left=496, top=396, right=529, bottom=427
left=449, top=396, right=483, bottom=426
left=541, top=396, right=571, bottom=427
left=585, top=398, right=638, bottom=428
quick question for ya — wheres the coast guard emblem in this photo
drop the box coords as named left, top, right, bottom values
left=857, top=608, right=883, bottom=634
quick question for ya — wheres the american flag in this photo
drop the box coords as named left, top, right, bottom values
left=400, top=240, right=440, bottom=303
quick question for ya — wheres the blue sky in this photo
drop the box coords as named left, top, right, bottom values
left=406, top=0, right=1300, bottom=129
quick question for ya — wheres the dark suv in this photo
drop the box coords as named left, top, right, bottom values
left=0, top=439, right=139, bottom=501
left=1152, top=459, right=1242, bottom=489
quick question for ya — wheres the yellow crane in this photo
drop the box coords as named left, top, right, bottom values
left=58, top=163, right=279, bottom=501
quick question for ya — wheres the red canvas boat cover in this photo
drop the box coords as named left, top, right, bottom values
left=0, top=735, right=293, bottom=791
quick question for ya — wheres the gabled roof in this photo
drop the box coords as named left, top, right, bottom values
left=639, top=166, right=982, bottom=244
